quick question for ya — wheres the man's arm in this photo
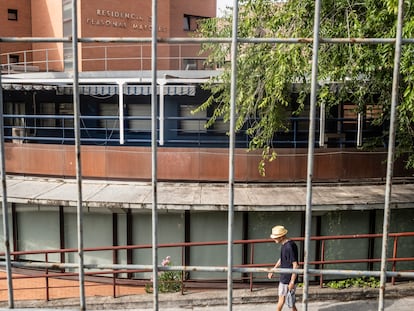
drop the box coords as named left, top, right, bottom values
left=288, top=261, right=299, bottom=289
left=267, top=259, right=281, bottom=279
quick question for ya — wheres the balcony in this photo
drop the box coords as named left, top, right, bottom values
left=0, top=43, right=210, bottom=74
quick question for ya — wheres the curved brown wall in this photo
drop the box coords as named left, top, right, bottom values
left=5, top=143, right=413, bottom=182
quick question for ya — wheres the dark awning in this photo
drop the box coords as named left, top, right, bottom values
left=2, top=83, right=196, bottom=96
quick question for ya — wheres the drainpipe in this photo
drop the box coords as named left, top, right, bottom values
left=159, top=79, right=166, bottom=146
left=319, top=102, right=325, bottom=147
left=357, top=112, right=363, bottom=147
left=118, top=82, right=125, bottom=145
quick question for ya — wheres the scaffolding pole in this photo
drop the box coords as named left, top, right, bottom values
left=151, top=0, right=159, bottom=310
left=0, top=2, right=413, bottom=311
left=70, top=0, right=86, bottom=309
left=0, top=56, right=14, bottom=310
left=2, top=36, right=414, bottom=47
left=378, top=1, right=405, bottom=310
left=302, top=1, right=322, bottom=311
left=227, top=1, right=240, bottom=310
left=4, top=260, right=414, bottom=279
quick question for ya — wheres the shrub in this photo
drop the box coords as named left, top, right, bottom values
left=325, top=277, right=380, bottom=289
left=145, top=256, right=182, bottom=293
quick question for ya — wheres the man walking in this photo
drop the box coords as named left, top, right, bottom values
left=267, top=225, right=299, bottom=311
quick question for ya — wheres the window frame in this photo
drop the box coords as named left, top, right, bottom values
left=7, top=9, right=18, bottom=21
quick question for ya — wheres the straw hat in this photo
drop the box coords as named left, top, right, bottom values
left=270, top=225, right=288, bottom=239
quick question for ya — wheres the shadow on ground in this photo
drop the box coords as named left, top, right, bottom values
left=318, top=299, right=394, bottom=311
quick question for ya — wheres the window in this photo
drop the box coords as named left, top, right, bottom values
left=183, top=14, right=206, bottom=31
left=58, top=103, right=74, bottom=129
left=183, top=15, right=191, bottom=31
left=8, top=9, right=18, bottom=21
left=9, top=54, right=19, bottom=64
left=35, top=102, right=73, bottom=129
left=183, top=59, right=197, bottom=70
left=38, top=103, right=57, bottom=128
left=128, top=103, right=151, bottom=132
left=99, top=103, right=119, bottom=129
left=4, top=102, right=25, bottom=127
left=180, top=105, right=207, bottom=133
left=365, top=104, right=383, bottom=120
left=212, top=117, right=229, bottom=134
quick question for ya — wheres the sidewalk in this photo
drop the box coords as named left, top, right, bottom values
left=1, top=271, right=413, bottom=310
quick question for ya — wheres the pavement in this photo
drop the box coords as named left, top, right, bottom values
left=1, top=276, right=413, bottom=310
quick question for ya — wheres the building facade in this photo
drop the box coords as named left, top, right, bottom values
left=0, top=0, right=413, bottom=287
left=1, top=0, right=215, bottom=72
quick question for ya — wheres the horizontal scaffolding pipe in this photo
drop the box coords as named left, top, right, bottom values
left=1, top=37, right=414, bottom=45
left=2, top=261, right=414, bottom=279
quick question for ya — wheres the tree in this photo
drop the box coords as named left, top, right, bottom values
left=195, top=0, right=414, bottom=175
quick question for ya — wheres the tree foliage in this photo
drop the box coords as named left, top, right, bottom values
left=196, top=0, right=414, bottom=174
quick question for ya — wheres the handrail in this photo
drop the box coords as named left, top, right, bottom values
left=2, top=113, right=370, bottom=148
left=0, top=232, right=413, bottom=301
left=0, top=43, right=208, bottom=73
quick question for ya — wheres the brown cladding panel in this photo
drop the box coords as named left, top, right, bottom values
left=6, top=144, right=70, bottom=176
left=104, top=147, right=151, bottom=179
left=198, top=149, right=228, bottom=181
left=341, top=152, right=387, bottom=179
left=25, top=144, right=63, bottom=176
left=234, top=150, right=249, bottom=182
left=313, top=151, right=343, bottom=181
left=81, top=146, right=107, bottom=178
left=158, top=148, right=200, bottom=181
left=4, top=143, right=414, bottom=182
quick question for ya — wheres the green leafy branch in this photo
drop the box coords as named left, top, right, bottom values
left=324, top=277, right=380, bottom=289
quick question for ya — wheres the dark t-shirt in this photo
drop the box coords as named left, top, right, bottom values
left=280, top=240, right=299, bottom=284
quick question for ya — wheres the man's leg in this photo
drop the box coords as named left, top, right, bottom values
left=277, top=283, right=287, bottom=311
left=281, top=296, right=298, bottom=311
left=276, top=294, right=285, bottom=311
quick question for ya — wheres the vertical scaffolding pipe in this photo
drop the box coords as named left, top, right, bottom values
left=319, top=102, right=325, bottom=147
left=118, top=82, right=125, bottom=145
left=227, top=1, right=239, bottom=310
left=357, top=112, right=363, bottom=147
left=151, top=0, right=159, bottom=310
left=0, top=54, right=15, bottom=309
left=159, top=81, right=165, bottom=146
left=71, top=0, right=86, bottom=309
left=302, top=1, right=322, bottom=310
left=378, top=1, right=404, bottom=310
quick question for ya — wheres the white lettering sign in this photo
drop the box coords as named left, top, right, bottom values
left=85, top=9, right=167, bottom=32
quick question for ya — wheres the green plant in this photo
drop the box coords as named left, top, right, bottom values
left=324, top=277, right=380, bottom=289
left=145, top=256, right=183, bottom=294
left=196, top=0, right=414, bottom=174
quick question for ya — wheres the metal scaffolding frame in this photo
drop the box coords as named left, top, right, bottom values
left=0, top=0, right=413, bottom=310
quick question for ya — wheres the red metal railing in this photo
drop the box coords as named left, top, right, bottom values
left=0, top=232, right=413, bottom=301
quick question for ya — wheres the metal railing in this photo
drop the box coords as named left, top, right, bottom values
left=0, top=0, right=413, bottom=310
left=0, top=43, right=208, bottom=73
left=1, top=232, right=413, bottom=302
left=3, top=114, right=381, bottom=148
